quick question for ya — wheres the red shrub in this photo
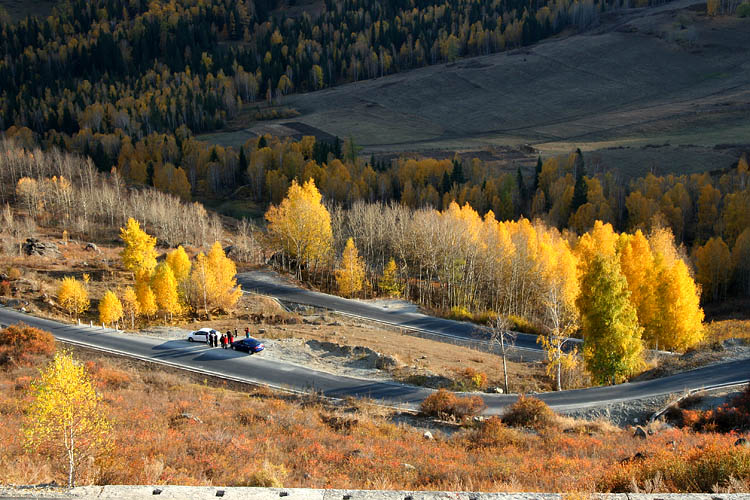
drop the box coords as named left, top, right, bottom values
left=0, top=323, right=55, bottom=368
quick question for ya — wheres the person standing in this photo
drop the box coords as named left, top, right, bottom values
left=220, top=333, right=227, bottom=349
left=227, top=330, right=234, bottom=347
left=210, top=330, right=217, bottom=347
left=244, top=327, right=250, bottom=338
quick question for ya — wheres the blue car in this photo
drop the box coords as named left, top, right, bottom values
left=230, top=337, right=265, bottom=354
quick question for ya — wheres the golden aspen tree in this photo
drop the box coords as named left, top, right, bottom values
left=696, top=183, right=721, bottom=241
left=722, top=190, right=750, bottom=245
left=119, top=218, right=157, bottom=279
left=189, top=251, right=213, bottom=316
left=732, top=228, right=750, bottom=295
left=205, top=242, right=242, bottom=312
left=56, top=277, right=89, bottom=319
left=98, top=290, right=123, bottom=327
left=151, top=262, right=181, bottom=321
left=378, top=258, right=402, bottom=297
left=576, top=220, right=618, bottom=265
left=121, top=286, right=140, bottom=329
left=135, top=277, right=157, bottom=319
left=24, top=350, right=111, bottom=488
left=165, top=245, right=191, bottom=284
left=265, top=178, right=332, bottom=277
left=336, top=238, right=366, bottom=297
left=618, top=231, right=658, bottom=346
left=654, top=259, right=705, bottom=351
left=694, top=237, right=732, bottom=302
left=576, top=255, right=644, bottom=385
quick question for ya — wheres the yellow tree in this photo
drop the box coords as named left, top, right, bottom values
left=56, top=277, right=89, bottom=320
left=378, top=258, right=402, bottom=297
left=166, top=245, right=192, bottom=284
left=119, top=218, right=157, bottom=279
left=265, top=178, right=332, bottom=277
left=151, top=262, right=182, bottom=321
left=654, top=259, right=705, bottom=351
left=24, top=350, right=111, bottom=487
left=206, top=242, right=242, bottom=312
left=618, top=231, right=658, bottom=346
left=694, top=237, right=732, bottom=303
left=335, top=238, right=366, bottom=297
left=121, top=286, right=140, bottom=329
left=98, top=290, right=123, bottom=327
left=135, top=277, right=157, bottom=319
left=188, top=243, right=242, bottom=315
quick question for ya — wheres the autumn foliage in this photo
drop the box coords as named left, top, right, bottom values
left=56, top=276, right=90, bottom=319
left=501, top=395, right=559, bottom=431
left=0, top=323, right=55, bottom=368
left=1, top=350, right=749, bottom=492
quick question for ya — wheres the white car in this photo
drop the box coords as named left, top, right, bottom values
left=188, top=327, right=218, bottom=343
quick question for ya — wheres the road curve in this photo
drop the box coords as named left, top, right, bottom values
left=236, top=270, right=551, bottom=353
left=2, top=306, right=749, bottom=414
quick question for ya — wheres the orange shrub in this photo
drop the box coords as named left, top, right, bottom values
left=0, top=280, right=10, bottom=296
left=600, top=442, right=750, bottom=492
left=94, top=367, right=132, bottom=389
left=420, top=388, right=486, bottom=420
left=502, top=395, right=558, bottom=430
left=468, top=416, right=526, bottom=449
left=0, top=323, right=55, bottom=368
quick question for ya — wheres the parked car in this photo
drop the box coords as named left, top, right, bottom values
left=188, top=327, right=218, bottom=343
left=230, top=337, right=265, bottom=354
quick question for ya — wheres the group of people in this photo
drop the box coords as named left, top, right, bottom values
left=207, top=327, right=251, bottom=349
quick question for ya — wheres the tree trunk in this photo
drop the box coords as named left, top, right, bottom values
left=501, top=333, right=509, bottom=394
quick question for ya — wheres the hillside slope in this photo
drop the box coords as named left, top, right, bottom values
left=213, top=0, right=750, bottom=177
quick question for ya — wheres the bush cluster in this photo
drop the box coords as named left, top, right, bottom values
left=0, top=323, right=55, bottom=369
left=420, top=388, right=486, bottom=420
left=501, top=395, right=559, bottom=430
left=668, top=384, right=750, bottom=433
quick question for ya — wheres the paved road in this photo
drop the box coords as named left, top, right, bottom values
left=236, top=271, right=558, bottom=354
left=2, top=306, right=749, bottom=414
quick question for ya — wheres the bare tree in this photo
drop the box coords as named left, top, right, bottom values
left=489, top=315, right=517, bottom=394
left=539, top=283, right=578, bottom=391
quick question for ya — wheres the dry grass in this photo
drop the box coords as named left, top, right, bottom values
left=706, top=320, right=750, bottom=343
left=2, top=346, right=749, bottom=492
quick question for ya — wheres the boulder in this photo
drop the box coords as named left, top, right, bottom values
left=423, top=431, right=434, bottom=440
left=22, top=238, right=60, bottom=257
left=633, top=426, right=648, bottom=439
left=84, top=242, right=100, bottom=253
left=735, top=437, right=749, bottom=447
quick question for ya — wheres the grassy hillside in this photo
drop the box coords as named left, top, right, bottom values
left=2, top=340, right=750, bottom=492
left=212, top=0, right=750, bottom=178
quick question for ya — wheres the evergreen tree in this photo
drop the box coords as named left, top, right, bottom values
left=440, top=171, right=452, bottom=194
left=533, top=156, right=543, bottom=192
left=571, top=150, right=587, bottom=214
left=450, top=159, right=465, bottom=185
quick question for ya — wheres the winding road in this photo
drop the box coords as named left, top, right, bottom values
left=235, top=270, right=561, bottom=355
left=2, top=303, right=748, bottom=414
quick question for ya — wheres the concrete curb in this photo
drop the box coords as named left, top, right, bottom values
left=3, top=487, right=750, bottom=500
